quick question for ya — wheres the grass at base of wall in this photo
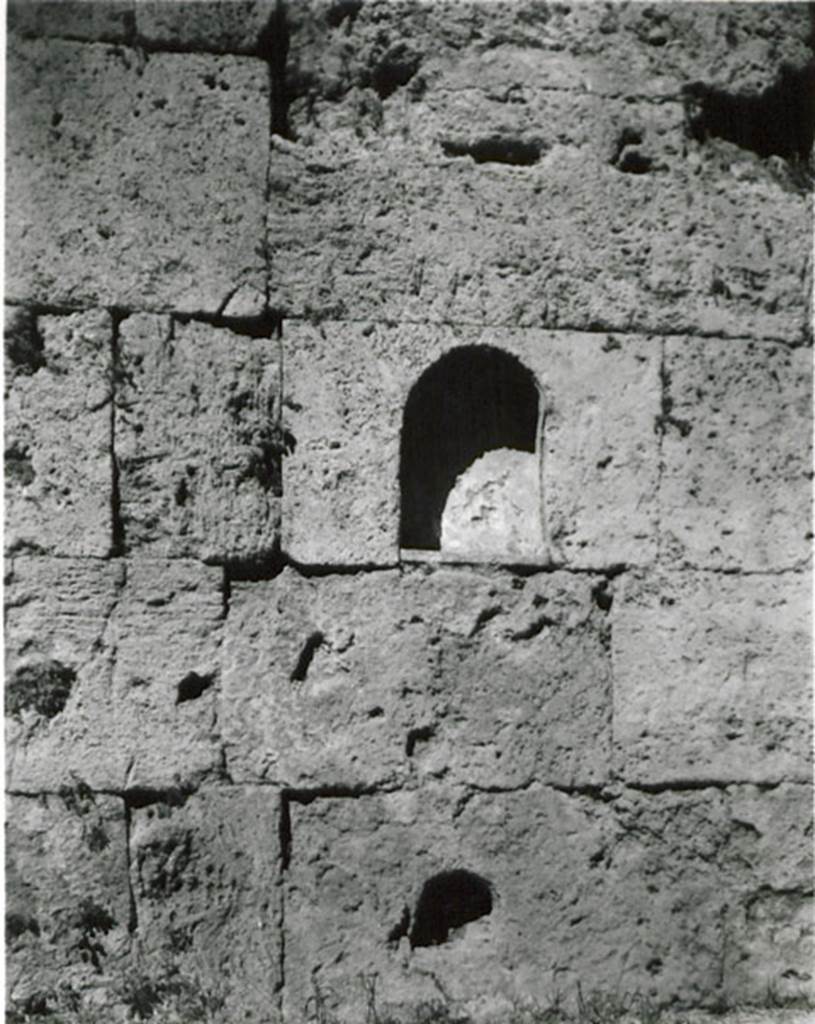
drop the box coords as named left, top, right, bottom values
left=6, top=979, right=815, bottom=1024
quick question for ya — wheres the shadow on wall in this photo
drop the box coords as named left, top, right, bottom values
left=399, top=346, right=541, bottom=558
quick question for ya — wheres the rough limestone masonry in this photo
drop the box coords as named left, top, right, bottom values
left=3, top=1, right=813, bottom=1022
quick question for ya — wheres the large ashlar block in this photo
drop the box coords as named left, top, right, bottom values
left=720, top=783, right=815, bottom=1005
left=5, top=556, right=124, bottom=790
left=272, top=2, right=811, bottom=340
left=612, top=783, right=814, bottom=1009
left=282, top=322, right=660, bottom=568
left=117, top=314, right=280, bottom=563
left=612, top=569, right=812, bottom=785
left=6, top=792, right=130, bottom=1016
left=129, top=786, right=282, bottom=1023
left=5, top=556, right=223, bottom=791
left=4, top=308, right=113, bottom=556
left=6, top=38, right=267, bottom=314
left=661, top=338, right=812, bottom=571
left=283, top=782, right=812, bottom=1018
left=109, top=558, right=224, bottom=790
left=221, top=566, right=612, bottom=790
left=269, top=144, right=809, bottom=343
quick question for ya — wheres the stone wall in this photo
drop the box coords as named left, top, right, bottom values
left=4, top=2, right=813, bottom=1022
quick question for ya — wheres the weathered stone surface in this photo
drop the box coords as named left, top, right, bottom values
left=117, top=314, right=281, bottom=563
left=283, top=782, right=813, bottom=1018
left=660, top=338, right=812, bottom=571
left=284, top=1, right=813, bottom=113
left=268, top=2, right=812, bottom=340
left=441, top=449, right=543, bottom=560
left=611, top=783, right=814, bottom=1009
left=6, top=792, right=130, bottom=1016
left=283, top=322, right=659, bottom=567
left=5, top=557, right=123, bottom=790
left=135, top=0, right=275, bottom=53
left=271, top=146, right=810, bottom=340
left=129, top=786, right=282, bottom=1023
left=109, top=559, right=224, bottom=790
left=221, top=566, right=612, bottom=789
left=612, top=569, right=812, bottom=785
left=4, top=309, right=113, bottom=557
left=5, top=556, right=223, bottom=791
left=8, top=0, right=134, bottom=43
left=6, top=38, right=267, bottom=313
left=720, top=783, right=815, bottom=1005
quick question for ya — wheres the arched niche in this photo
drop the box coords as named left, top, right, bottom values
left=399, top=345, right=542, bottom=557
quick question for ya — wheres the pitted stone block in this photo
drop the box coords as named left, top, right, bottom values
left=221, top=566, right=612, bottom=790
left=282, top=782, right=811, bottom=1017
left=661, top=338, right=812, bottom=572
left=612, top=569, right=812, bottom=785
left=109, top=558, right=224, bottom=790
left=6, top=38, right=267, bottom=313
left=6, top=792, right=130, bottom=1016
left=4, top=309, right=113, bottom=557
left=5, top=556, right=223, bottom=791
left=117, top=314, right=280, bottom=563
left=282, top=322, right=660, bottom=568
left=135, top=0, right=275, bottom=53
left=129, top=786, right=282, bottom=1023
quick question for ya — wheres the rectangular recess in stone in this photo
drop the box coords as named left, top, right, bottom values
left=612, top=569, right=812, bottom=785
left=660, top=338, right=812, bottom=572
left=129, top=786, right=282, bottom=1023
left=221, top=566, right=611, bottom=789
left=6, top=38, right=267, bottom=314
left=110, top=558, right=224, bottom=791
left=6, top=792, right=130, bottom=1016
left=117, top=314, right=280, bottom=563
left=5, top=556, right=124, bottom=791
left=5, top=308, right=113, bottom=557
left=282, top=321, right=659, bottom=568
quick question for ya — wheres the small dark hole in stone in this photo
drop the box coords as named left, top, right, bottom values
left=618, top=150, right=653, bottom=174
left=409, top=869, right=493, bottom=948
left=290, top=631, right=325, bottom=682
left=591, top=580, right=613, bottom=613
left=405, top=724, right=435, bottom=757
left=174, top=477, right=189, bottom=507
left=176, top=672, right=215, bottom=704
left=372, top=44, right=421, bottom=100
left=442, top=137, right=540, bottom=166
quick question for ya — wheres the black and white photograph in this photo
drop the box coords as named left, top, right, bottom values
left=3, top=1, right=813, bottom=1022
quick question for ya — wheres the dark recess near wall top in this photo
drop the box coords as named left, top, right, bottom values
left=682, top=61, right=815, bottom=161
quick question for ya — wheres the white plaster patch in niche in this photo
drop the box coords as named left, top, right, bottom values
left=441, top=448, right=543, bottom=559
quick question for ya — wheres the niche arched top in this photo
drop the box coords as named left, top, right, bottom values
left=399, top=345, right=543, bottom=560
